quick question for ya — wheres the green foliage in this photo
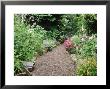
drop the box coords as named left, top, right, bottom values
left=23, top=14, right=97, bottom=43
left=43, top=39, right=57, bottom=52
left=80, top=36, right=97, bottom=57
left=84, top=14, right=97, bottom=35
left=76, top=57, right=97, bottom=76
left=14, top=14, right=97, bottom=75
left=14, top=15, right=46, bottom=74
left=24, top=14, right=62, bottom=31
left=14, top=59, right=24, bottom=75
left=71, top=34, right=97, bottom=76
left=59, top=15, right=80, bottom=38
left=71, top=34, right=97, bottom=58
left=71, top=35, right=81, bottom=45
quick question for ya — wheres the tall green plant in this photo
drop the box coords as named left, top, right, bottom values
left=14, top=15, right=46, bottom=74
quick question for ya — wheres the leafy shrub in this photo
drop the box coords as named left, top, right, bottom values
left=14, top=59, right=24, bottom=75
left=43, top=39, right=57, bottom=52
left=14, top=15, right=46, bottom=74
left=71, top=34, right=97, bottom=58
left=76, top=57, right=97, bottom=76
left=59, top=15, right=81, bottom=38
left=80, top=36, right=97, bottom=57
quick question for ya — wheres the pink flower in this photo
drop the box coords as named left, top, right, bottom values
left=64, top=39, right=73, bottom=48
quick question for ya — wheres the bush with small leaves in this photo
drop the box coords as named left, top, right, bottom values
left=76, top=57, right=97, bottom=76
left=14, top=15, right=46, bottom=74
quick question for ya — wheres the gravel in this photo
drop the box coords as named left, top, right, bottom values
left=32, top=44, right=75, bottom=76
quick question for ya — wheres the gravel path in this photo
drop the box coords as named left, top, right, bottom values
left=32, top=44, right=75, bottom=76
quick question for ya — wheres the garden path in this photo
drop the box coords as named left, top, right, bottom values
left=32, top=44, right=75, bottom=76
